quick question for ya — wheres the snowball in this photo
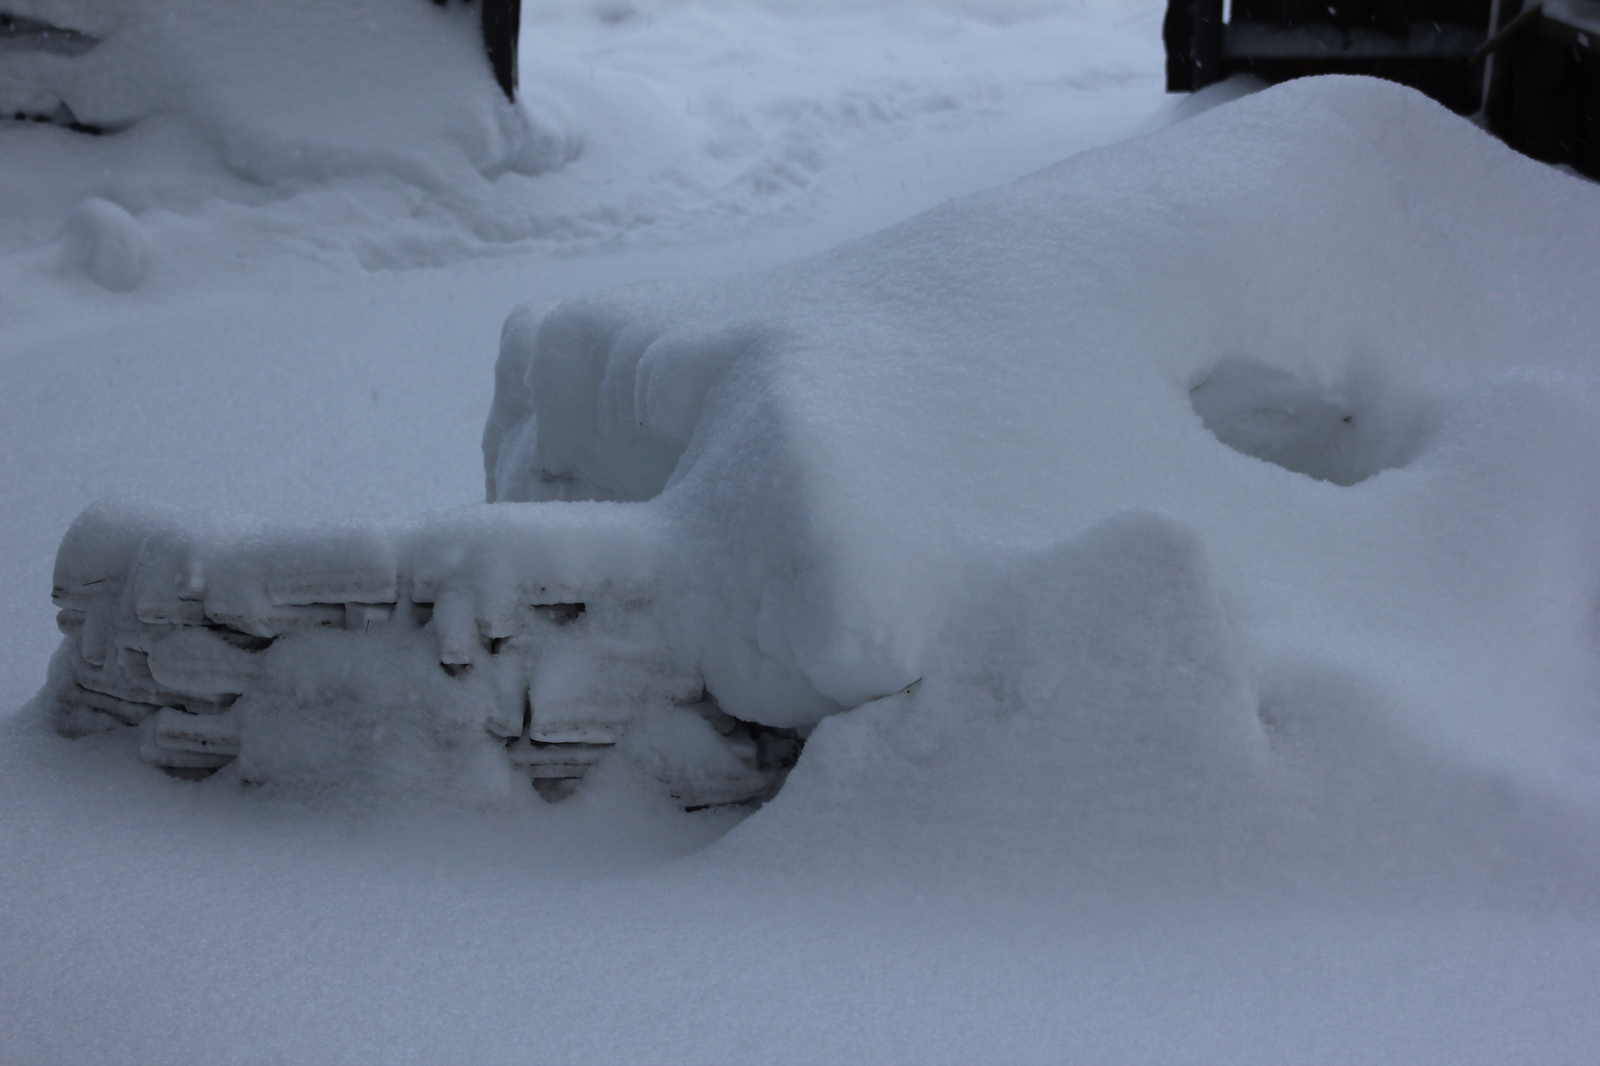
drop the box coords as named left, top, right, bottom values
left=62, top=197, right=148, bottom=292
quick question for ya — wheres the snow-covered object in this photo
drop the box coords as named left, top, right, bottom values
left=0, top=0, right=568, bottom=177
left=488, top=76, right=1600, bottom=730
left=50, top=498, right=796, bottom=804
left=43, top=79, right=1600, bottom=847
left=0, top=0, right=1162, bottom=285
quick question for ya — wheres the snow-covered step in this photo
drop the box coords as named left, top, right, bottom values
left=144, top=627, right=264, bottom=696
left=73, top=661, right=178, bottom=711
left=139, top=712, right=237, bottom=778
left=59, top=684, right=162, bottom=731
left=505, top=740, right=610, bottom=780
left=51, top=499, right=190, bottom=612
left=151, top=707, right=241, bottom=757
left=526, top=722, right=625, bottom=745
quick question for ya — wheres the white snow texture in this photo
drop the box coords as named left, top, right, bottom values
left=7, top=1, right=1600, bottom=1060
left=46, top=76, right=1600, bottom=892
left=477, top=76, right=1600, bottom=887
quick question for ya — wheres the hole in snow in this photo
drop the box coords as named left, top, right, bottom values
left=1190, top=356, right=1424, bottom=486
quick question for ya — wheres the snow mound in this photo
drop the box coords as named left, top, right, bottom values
left=61, top=196, right=148, bottom=292
left=483, top=76, right=1600, bottom=882
left=769, top=510, right=1269, bottom=830
left=0, top=0, right=1162, bottom=288
left=39, top=76, right=1600, bottom=893
left=0, top=0, right=573, bottom=282
left=0, top=0, right=564, bottom=173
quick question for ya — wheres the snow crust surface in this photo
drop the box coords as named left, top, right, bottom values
left=4, top=1, right=1600, bottom=1062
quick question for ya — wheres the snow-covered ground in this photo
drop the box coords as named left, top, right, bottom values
left=4, top=2, right=1600, bottom=1063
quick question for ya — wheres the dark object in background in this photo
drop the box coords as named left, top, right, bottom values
left=434, top=0, right=521, bottom=102
left=1484, top=1, right=1600, bottom=178
left=1163, top=0, right=1491, bottom=114
left=1164, top=0, right=1600, bottom=179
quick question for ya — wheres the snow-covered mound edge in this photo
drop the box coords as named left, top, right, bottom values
left=33, top=76, right=1600, bottom=899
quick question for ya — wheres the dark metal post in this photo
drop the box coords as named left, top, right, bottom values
left=431, top=0, right=521, bottom=102
left=481, top=0, right=520, bottom=102
left=1164, top=0, right=1227, bottom=93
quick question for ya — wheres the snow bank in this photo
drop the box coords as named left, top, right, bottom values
left=0, top=0, right=573, bottom=288
left=0, top=0, right=563, bottom=171
left=39, top=75, right=1600, bottom=894
left=0, top=0, right=1162, bottom=291
left=484, top=75, right=1600, bottom=884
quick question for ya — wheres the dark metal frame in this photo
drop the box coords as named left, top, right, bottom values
left=1164, top=0, right=1491, bottom=113
left=1483, top=1, right=1600, bottom=176
left=1164, top=0, right=1600, bottom=177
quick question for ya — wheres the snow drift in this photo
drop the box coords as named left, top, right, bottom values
left=0, top=0, right=573, bottom=286
left=0, top=0, right=563, bottom=171
left=491, top=73, right=1600, bottom=729
left=43, top=76, right=1600, bottom=891
left=0, top=0, right=1161, bottom=292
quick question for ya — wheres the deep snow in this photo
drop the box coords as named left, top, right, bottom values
left=0, top=0, right=1165, bottom=301
left=4, top=2, right=1600, bottom=1063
